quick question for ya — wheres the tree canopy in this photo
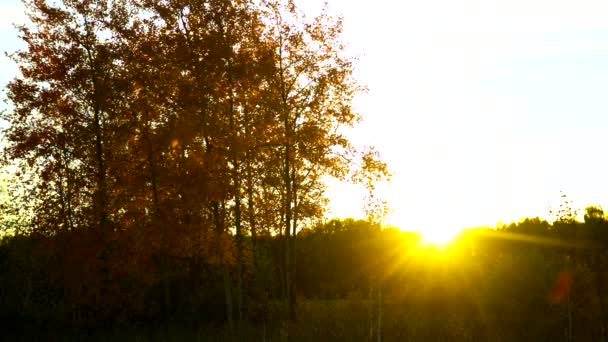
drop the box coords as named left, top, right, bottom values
left=0, top=0, right=388, bottom=330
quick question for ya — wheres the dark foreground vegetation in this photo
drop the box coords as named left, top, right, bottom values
left=2, top=209, right=608, bottom=341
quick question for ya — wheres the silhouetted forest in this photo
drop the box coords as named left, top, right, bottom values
left=2, top=0, right=608, bottom=341
left=2, top=212, right=608, bottom=341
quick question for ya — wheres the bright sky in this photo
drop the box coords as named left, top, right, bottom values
left=317, top=0, right=608, bottom=238
left=3, top=0, right=608, bottom=239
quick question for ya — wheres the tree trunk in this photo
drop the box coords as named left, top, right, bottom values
left=223, top=262, right=234, bottom=330
left=567, top=291, right=572, bottom=342
left=227, top=61, right=244, bottom=326
left=144, top=111, right=170, bottom=331
left=290, top=171, right=298, bottom=322
left=92, top=103, right=108, bottom=231
left=235, top=185, right=244, bottom=326
left=214, top=201, right=234, bottom=330
left=369, top=281, right=374, bottom=341
left=596, top=256, right=607, bottom=341
left=284, top=153, right=294, bottom=320
left=377, top=286, right=382, bottom=342
left=247, top=171, right=257, bottom=270
left=83, top=37, right=108, bottom=233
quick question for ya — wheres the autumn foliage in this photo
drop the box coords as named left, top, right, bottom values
left=0, top=0, right=390, bottom=332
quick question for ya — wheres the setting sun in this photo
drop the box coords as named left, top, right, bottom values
left=307, top=0, right=608, bottom=235
left=420, top=226, right=460, bottom=245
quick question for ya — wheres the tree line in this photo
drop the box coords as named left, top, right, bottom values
left=2, top=209, right=608, bottom=340
left=294, top=207, right=608, bottom=341
left=0, top=0, right=387, bottom=334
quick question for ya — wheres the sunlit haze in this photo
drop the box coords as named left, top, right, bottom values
left=315, top=0, right=608, bottom=241
left=3, top=0, right=608, bottom=241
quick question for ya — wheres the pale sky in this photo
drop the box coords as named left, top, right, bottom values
left=316, top=0, right=608, bottom=237
left=2, top=0, right=608, bottom=238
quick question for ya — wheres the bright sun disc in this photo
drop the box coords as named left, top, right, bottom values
left=421, top=227, right=460, bottom=245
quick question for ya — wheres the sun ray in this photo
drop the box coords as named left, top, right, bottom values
left=475, top=229, right=599, bottom=249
